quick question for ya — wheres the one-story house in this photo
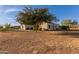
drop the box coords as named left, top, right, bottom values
left=69, top=24, right=79, bottom=30
left=20, top=22, right=59, bottom=31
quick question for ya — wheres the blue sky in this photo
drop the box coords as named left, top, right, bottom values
left=0, top=5, right=79, bottom=26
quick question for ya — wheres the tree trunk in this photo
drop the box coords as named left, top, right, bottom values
left=33, top=24, right=39, bottom=32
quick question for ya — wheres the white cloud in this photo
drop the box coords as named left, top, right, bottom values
left=0, top=5, right=22, bottom=25
left=5, top=8, right=20, bottom=13
left=5, top=17, right=14, bottom=20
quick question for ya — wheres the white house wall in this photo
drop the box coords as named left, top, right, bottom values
left=40, top=23, right=48, bottom=30
left=20, top=22, right=59, bottom=31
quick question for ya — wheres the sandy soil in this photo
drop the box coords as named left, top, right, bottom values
left=0, top=31, right=79, bottom=54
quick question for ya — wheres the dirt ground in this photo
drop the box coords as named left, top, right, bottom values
left=0, top=31, right=79, bottom=54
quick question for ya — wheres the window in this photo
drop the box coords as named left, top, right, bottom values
left=48, top=25, right=50, bottom=28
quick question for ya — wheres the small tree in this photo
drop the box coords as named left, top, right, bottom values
left=61, top=19, right=78, bottom=30
left=61, top=19, right=72, bottom=27
left=72, top=20, right=78, bottom=25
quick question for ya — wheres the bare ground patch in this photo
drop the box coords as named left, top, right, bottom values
left=0, top=31, right=79, bottom=54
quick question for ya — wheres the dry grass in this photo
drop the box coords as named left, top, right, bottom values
left=0, top=31, right=79, bottom=54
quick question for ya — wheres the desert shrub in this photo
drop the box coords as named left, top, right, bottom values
left=0, top=28, right=7, bottom=31
left=0, top=23, right=12, bottom=31
left=0, top=24, right=11, bottom=32
left=60, top=25, right=69, bottom=30
left=0, top=26, right=3, bottom=29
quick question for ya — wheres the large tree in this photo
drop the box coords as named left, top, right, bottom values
left=16, top=6, right=57, bottom=31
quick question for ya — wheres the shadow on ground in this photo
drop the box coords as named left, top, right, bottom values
left=55, top=31, right=79, bottom=38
